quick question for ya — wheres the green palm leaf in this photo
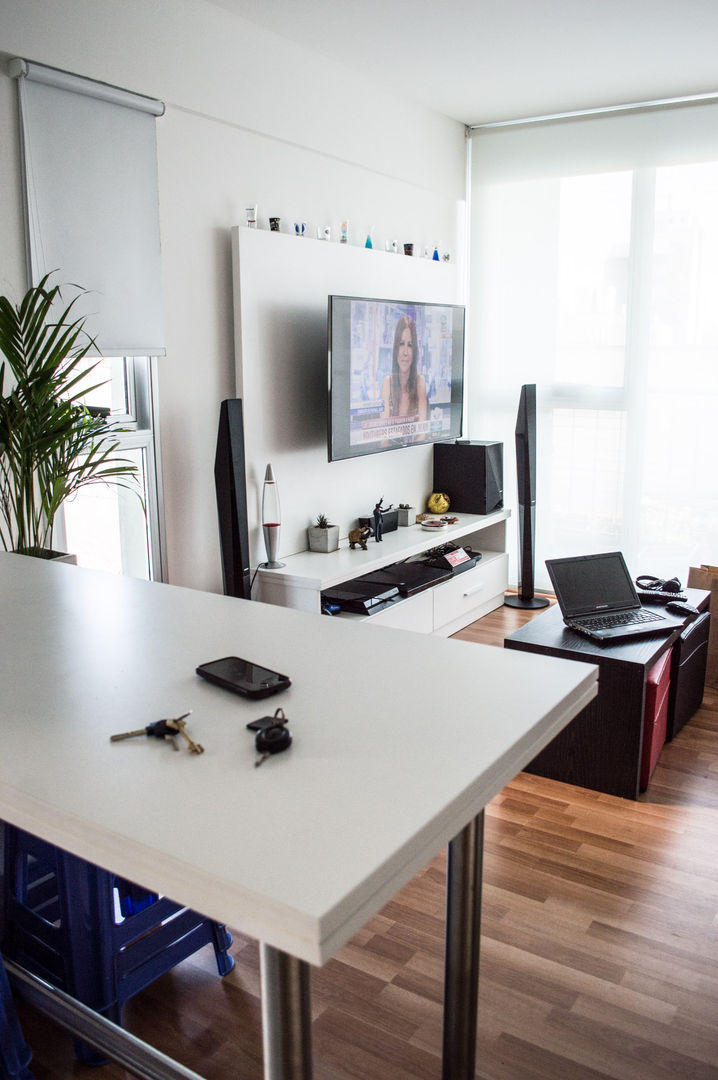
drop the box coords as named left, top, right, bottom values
left=0, top=274, right=142, bottom=554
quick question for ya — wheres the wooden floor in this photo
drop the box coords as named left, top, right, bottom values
left=14, top=600, right=718, bottom=1080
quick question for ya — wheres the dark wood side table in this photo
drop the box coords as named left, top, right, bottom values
left=504, top=589, right=709, bottom=799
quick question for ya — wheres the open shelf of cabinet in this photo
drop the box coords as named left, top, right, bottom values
left=254, top=509, right=510, bottom=636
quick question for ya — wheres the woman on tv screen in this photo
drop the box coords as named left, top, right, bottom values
left=380, top=314, right=428, bottom=425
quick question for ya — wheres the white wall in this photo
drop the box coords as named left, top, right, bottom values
left=233, top=227, right=463, bottom=566
left=0, top=0, right=467, bottom=592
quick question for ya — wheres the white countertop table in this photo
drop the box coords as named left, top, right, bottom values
left=0, top=554, right=597, bottom=1079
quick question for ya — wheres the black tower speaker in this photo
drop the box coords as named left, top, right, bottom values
left=432, top=440, right=503, bottom=516
left=504, top=384, right=549, bottom=609
left=214, top=398, right=251, bottom=600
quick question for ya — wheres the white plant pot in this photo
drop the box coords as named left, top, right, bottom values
left=307, top=525, right=340, bottom=553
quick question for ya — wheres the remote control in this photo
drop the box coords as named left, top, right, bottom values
left=637, top=589, right=688, bottom=605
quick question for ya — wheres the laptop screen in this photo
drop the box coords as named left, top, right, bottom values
left=546, top=551, right=640, bottom=619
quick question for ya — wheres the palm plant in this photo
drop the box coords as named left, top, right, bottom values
left=0, top=274, right=141, bottom=556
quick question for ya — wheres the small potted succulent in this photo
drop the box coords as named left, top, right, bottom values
left=397, top=503, right=416, bottom=527
left=307, top=513, right=340, bottom=553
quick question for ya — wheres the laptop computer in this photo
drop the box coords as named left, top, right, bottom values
left=545, top=551, right=689, bottom=642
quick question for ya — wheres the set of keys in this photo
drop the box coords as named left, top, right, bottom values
left=110, top=712, right=204, bottom=754
left=111, top=707, right=294, bottom=766
left=249, top=707, right=292, bottom=767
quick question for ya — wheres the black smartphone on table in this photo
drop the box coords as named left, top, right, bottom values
left=196, top=656, right=291, bottom=699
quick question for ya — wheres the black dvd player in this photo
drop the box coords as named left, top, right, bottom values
left=321, top=579, right=400, bottom=614
left=356, top=563, right=453, bottom=597
left=321, top=547, right=479, bottom=615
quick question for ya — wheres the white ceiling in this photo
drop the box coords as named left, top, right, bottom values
left=208, top=0, right=718, bottom=126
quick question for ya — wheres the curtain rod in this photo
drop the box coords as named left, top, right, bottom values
left=469, top=90, right=718, bottom=130
left=8, top=57, right=165, bottom=117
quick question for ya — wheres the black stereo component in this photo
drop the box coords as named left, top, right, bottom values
left=321, top=579, right=400, bottom=615
left=504, top=384, right=549, bottom=610
left=433, top=441, right=503, bottom=516
left=321, top=559, right=457, bottom=613
left=358, top=563, right=453, bottom=597
left=422, top=545, right=482, bottom=575
left=214, top=399, right=251, bottom=600
left=358, top=508, right=398, bottom=535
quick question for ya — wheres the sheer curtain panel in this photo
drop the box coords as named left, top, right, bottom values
left=10, top=58, right=165, bottom=356
left=469, top=102, right=718, bottom=589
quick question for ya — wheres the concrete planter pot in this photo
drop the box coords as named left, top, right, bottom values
left=307, top=525, right=340, bottom=553
left=397, top=507, right=416, bottom=527
left=16, top=548, right=77, bottom=564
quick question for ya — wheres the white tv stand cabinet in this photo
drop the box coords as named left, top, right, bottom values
left=254, top=510, right=510, bottom=636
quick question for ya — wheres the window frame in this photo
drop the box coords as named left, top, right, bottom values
left=56, top=356, right=166, bottom=581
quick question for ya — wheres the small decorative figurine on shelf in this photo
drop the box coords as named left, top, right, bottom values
left=365, top=230, right=373, bottom=249
left=294, top=222, right=307, bottom=237
left=340, top=220, right=349, bottom=244
left=403, top=242, right=414, bottom=256
left=317, top=225, right=331, bottom=241
left=245, top=204, right=257, bottom=228
left=269, top=217, right=280, bottom=232
left=427, top=491, right=450, bottom=515
left=373, top=498, right=384, bottom=542
left=432, top=246, right=440, bottom=261
left=348, top=526, right=371, bottom=550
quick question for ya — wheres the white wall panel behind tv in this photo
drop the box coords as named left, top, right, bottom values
left=232, top=226, right=462, bottom=565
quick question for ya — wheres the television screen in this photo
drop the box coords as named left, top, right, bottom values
left=328, top=295, right=465, bottom=462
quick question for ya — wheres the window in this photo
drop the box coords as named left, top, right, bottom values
left=61, top=358, right=165, bottom=580
left=470, top=105, right=718, bottom=587
left=11, top=59, right=166, bottom=579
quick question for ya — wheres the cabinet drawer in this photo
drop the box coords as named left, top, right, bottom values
left=433, top=554, right=508, bottom=631
left=370, top=589, right=433, bottom=633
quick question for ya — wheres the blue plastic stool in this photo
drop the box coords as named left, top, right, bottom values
left=0, top=955, right=34, bottom=1080
left=2, top=825, right=233, bottom=1064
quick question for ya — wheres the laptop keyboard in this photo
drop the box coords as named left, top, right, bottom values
left=582, top=609, right=662, bottom=629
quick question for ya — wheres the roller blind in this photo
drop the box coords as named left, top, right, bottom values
left=469, top=100, right=718, bottom=584
left=471, top=99, right=718, bottom=182
left=10, top=58, right=165, bottom=356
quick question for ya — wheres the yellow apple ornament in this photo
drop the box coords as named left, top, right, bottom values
left=427, top=492, right=450, bottom=514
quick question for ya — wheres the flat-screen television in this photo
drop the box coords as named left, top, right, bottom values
left=328, top=294, right=465, bottom=461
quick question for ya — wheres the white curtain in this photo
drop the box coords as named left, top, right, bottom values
left=11, top=59, right=165, bottom=356
left=469, top=102, right=718, bottom=591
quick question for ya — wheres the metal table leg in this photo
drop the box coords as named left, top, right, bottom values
left=259, top=944, right=313, bottom=1080
left=442, top=810, right=484, bottom=1080
left=260, top=813, right=483, bottom=1080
